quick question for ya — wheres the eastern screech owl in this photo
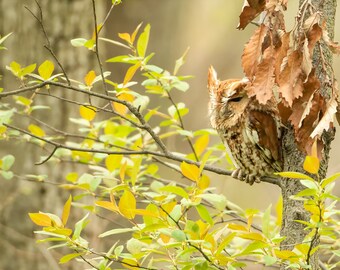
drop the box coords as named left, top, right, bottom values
left=207, top=66, right=282, bottom=184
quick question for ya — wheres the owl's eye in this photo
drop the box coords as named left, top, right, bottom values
left=228, top=96, right=243, bottom=102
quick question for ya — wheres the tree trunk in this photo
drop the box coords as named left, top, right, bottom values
left=0, top=1, right=105, bottom=269
left=280, top=0, right=337, bottom=269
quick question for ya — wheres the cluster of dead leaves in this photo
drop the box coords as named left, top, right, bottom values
left=239, top=0, right=340, bottom=155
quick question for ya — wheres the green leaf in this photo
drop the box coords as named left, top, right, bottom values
left=215, top=232, right=236, bottom=255
left=59, top=253, right=83, bottom=264
left=174, top=47, right=190, bottom=75
left=1, top=171, right=13, bottom=180
left=321, top=172, right=340, bottom=188
left=20, top=64, right=36, bottom=77
left=72, top=213, right=89, bottom=239
left=99, top=227, right=137, bottom=238
left=70, top=38, right=87, bottom=47
left=295, top=188, right=317, bottom=197
left=0, top=32, right=12, bottom=49
left=2, top=155, right=15, bottom=171
left=300, top=179, right=318, bottom=190
left=199, top=193, right=228, bottom=211
left=137, top=24, right=150, bottom=57
left=78, top=173, right=101, bottom=192
left=171, top=230, right=186, bottom=241
left=173, top=80, right=189, bottom=92
left=195, top=204, right=213, bottom=225
left=159, top=185, right=189, bottom=199
left=264, top=255, right=277, bottom=266
left=106, top=55, right=138, bottom=64
left=262, top=205, right=271, bottom=238
left=239, top=241, right=269, bottom=255
left=38, top=60, right=54, bottom=80
left=0, top=108, right=15, bottom=125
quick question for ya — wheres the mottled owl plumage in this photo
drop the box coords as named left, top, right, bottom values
left=207, top=66, right=282, bottom=184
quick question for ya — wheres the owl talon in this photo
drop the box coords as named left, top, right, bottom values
left=231, top=168, right=244, bottom=181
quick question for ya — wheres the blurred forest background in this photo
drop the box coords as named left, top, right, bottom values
left=0, top=0, right=339, bottom=269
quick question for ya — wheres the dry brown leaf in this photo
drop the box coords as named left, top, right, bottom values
left=296, top=93, right=323, bottom=154
left=274, top=32, right=290, bottom=81
left=307, top=23, right=322, bottom=52
left=288, top=71, right=320, bottom=129
left=303, top=12, right=321, bottom=32
left=278, top=101, right=292, bottom=124
left=238, top=0, right=266, bottom=30
left=320, top=22, right=340, bottom=54
left=310, top=95, right=337, bottom=138
left=333, top=81, right=340, bottom=126
left=242, top=24, right=268, bottom=78
left=302, top=39, right=312, bottom=79
left=278, top=50, right=303, bottom=106
left=247, top=45, right=275, bottom=104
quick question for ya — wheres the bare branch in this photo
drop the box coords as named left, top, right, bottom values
left=91, top=0, right=109, bottom=97
left=24, top=1, right=71, bottom=85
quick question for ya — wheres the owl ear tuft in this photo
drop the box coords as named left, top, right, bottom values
left=208, top=65, right=219, bottom=90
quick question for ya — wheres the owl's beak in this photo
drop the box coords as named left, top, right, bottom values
left=208, top=65, right=219, bottom=90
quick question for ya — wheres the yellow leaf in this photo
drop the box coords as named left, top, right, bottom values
left=120, top=161, right=127, bottom=182
left=227, top=223, right=248, bottom=231
left=131, top=23, right=143, bottom=44
left=275, top=171, right=314, bottom=181
left=304, top=203, right=320, bottom=215
left=180, top=161, right=200, bottom=182
left=303, top=155, right=320, bottom=175
left=84, top=70, right=96, bottom=86
left=194, top=134, right=209, bottom=157
left=238, top=232, right=266, bottom=242
left=45, top=227, right=73, bottom=236
left=113, top=92, right=134, bottom=115
left=198, top=174, right=210, bottom=190
left=118, top=32, right=131, bottom=44
left=79, top=105, right=96, bottom=121
left=0, top=125, right=7, bottom=134
left=123, top=62, right=141, bottom=85
left=28, top=124, right=45, bottom=137
left=38, top=60, right=54, bottom=80
left=160, top=233, right=171, bottom=243
left=105, top=154, right=123, bottom=172
left=62, top=195, right=72, bottom=226
left=28, top=213, right=52, bottom=227
left=119, top=190, right=136, bottom=219
left=132, top=208, right=159, bottom=218
left=274, top=249, right=298, bottom=260
left=96, top=200, right=119, bottom=212
left=275, top=195, right=283, bottom=227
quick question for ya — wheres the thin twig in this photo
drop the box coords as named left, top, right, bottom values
left=24, top=1, right=71, bottom=85
left=91, top=0, right=109, bottom=96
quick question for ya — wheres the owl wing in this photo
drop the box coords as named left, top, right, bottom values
left=248, top=110, right=282, bottom=172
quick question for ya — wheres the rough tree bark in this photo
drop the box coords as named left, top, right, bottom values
left=280, top=0, right=337, bottom=269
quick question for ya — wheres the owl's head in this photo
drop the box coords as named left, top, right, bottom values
left=208, top=66, right=250, bottom=129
